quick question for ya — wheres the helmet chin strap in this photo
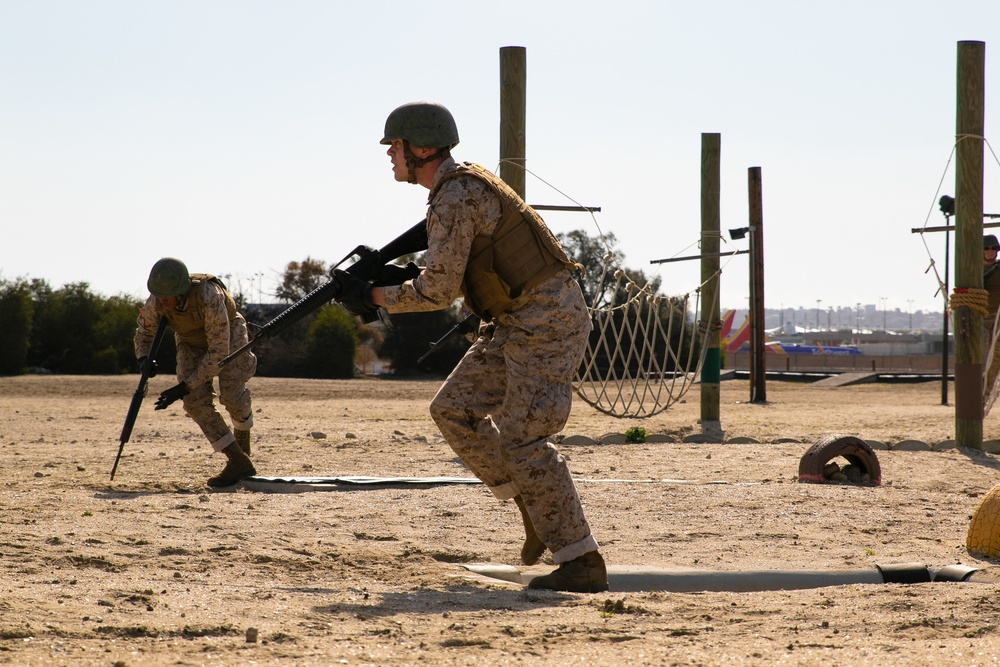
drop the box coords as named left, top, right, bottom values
left=403, top=141, right=450, bottom=184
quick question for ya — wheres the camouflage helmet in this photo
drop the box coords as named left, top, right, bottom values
left=380, top=101, right=459, bottom=149
left=147, top=257, right=192, bottom=298
left=986, top=234, right=1000, bottom=249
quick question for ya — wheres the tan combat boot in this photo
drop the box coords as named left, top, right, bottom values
left=513, top=495, right=546, bottom=565
left=527, top=551, right=609, bottom=593
left=234, top=429, right=251, bottom=455
left=207, top=442, right=256, bottom=487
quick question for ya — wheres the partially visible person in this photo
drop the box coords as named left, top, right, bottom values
left=334, top=101, right=607, bottom=593
left=983, top=235, right=1000, bottom=405
left=134, top=258, right=257, bottom=487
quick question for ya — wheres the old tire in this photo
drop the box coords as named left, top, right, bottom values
left=798, top=434, right=881, bottom=485
left=967, top=483, right=1000, bottom=558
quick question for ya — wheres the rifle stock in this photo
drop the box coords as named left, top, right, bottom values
left=219, top=218, right=428, bottom=368
left=112, top=315, right=169, bottom=480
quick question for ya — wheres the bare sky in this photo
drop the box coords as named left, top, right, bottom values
left=2, top=1, right=998, bottom=315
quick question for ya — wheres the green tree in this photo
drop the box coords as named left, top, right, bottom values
left=28, top=281, right=103, bottom=372
left=303, top=305, right=358, bottom=378
left=96, top=294, right=145, bottom=374
left=558, top=228, right=663, bottom=308
left=276, top=257, right=329, bottom=302
left=27, top=281, right=146, bottom=374
left=558, top=229, right=623, bottom=308
left=0, top=279, right=34, bottom=375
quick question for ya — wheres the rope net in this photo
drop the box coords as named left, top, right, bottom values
left=493, top=158, right=719, bottom=420
left=573, top=253, right=713, bottom=419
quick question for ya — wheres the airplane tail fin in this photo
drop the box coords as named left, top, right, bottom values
left=719, top=309, right=736, bottom=340
left=723, top=314, right=751, bottom=352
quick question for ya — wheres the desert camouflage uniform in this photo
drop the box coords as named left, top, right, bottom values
left=984, top=263, right=1000, bottom=403
left=135, top=277, right=256, bottom=452
left=381, top=157, right=598, bottom=564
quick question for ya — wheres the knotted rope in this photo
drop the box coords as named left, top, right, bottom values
left=949, top=288, right=989, bottom=316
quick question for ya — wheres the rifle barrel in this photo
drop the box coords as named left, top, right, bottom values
left=218, top=218, right=429, bottom=369
left=111, top=315, right=168, bottom=481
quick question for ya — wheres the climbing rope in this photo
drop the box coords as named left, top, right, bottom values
left=916, top=135, right=1000, bottom=302
left=949, top=288, right=989, bottom=316
left=915, top=136, right=1000, bottom=414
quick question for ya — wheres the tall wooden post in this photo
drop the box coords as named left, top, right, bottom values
left=499, top=46, right=527, bottom=198
left=748, top=167, right=767, bottom=403
left=700, top=133, right=722, bottom=433
left=954, top=40, right=986, bottom=448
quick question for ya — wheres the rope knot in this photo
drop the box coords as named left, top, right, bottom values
left=949, top=288, right=989, bottom=316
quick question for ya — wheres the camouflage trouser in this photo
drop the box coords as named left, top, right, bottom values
left=986, top=317, right=1000, bottom=405
left=429, top=316, right=598, bottom=564
left=177, top=344, right=256, bottom=452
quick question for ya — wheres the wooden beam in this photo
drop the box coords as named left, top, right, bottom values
left=954, top=40, right=986, bottom=448
left=499, top=46, right=527, bottom=199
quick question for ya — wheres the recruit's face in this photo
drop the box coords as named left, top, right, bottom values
left=986, top=246, right=999, bottom=266
left=158, top=295, right=180, bottom=311
left=387, top=139, right=408, bottom=182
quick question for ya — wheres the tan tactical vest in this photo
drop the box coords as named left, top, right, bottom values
left=167, top=274, right=237, bottom=350
left=429, top=162, right=581, bottom=319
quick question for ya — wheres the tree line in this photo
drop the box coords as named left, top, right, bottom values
left=0, top=230, right=697, bottom=378
left=0, top=276, right=466, bottom=379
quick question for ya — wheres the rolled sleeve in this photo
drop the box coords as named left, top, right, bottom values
left=133, top=296, right=163, bottom=359
left=383, top=171, right=501, bottom=314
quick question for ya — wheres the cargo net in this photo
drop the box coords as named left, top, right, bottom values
left=573, top=254, right=713, bottom=419
left=491, top=158, right=716, bottom=419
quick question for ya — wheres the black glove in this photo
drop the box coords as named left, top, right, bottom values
left=371, top=262, right=421, bottom=287
left=137, top=356, right=158, bottom=377
left=154, top=382, right=189, bottom=410
left=333, top=269, right=378, bottom=318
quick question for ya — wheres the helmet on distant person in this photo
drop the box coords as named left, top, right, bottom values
left=381, top=101, right=459, bottom=149
left=147, top=258, right=192, bottom=298
left=985, top=234, right=999, bottom=250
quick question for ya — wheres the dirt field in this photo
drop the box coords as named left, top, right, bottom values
left=3, top=374, right=1000, bottom=666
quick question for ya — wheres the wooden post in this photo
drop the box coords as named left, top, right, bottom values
left=700, top=133, right=722, bottom=432
left=954, top=40, right=986, bottom=448
left=748, top=167, right=767, bottom=403
left=499, top=46, right=527, bottom=199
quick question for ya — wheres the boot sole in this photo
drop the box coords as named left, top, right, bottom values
left=207, top=466, right=256, bottom=488
left=527, top=580, right=610, bottom=593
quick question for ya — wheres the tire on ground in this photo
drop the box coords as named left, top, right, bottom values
left=797, top=434, right=881, bottom=485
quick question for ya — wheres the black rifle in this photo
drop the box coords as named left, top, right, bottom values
left=111, top=315, right=169, bottom=480
left=218, top=219, right=428, bottom=369
left=418, top=314, right=479, bottom=363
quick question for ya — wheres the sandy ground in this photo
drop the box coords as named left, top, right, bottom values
left=3, top=374, right=1000, bottom=666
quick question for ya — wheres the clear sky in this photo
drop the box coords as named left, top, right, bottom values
left=2, top=1, right=997, bottom=316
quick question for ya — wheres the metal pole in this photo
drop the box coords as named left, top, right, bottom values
left=943, top=230, right=951, bottom=405
left=748, top=167, right=766, bottom=403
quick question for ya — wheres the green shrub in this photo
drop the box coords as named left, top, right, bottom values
left=624, top=426, right=647, bottom=443
left=303, top=306, right=358, bottom=378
